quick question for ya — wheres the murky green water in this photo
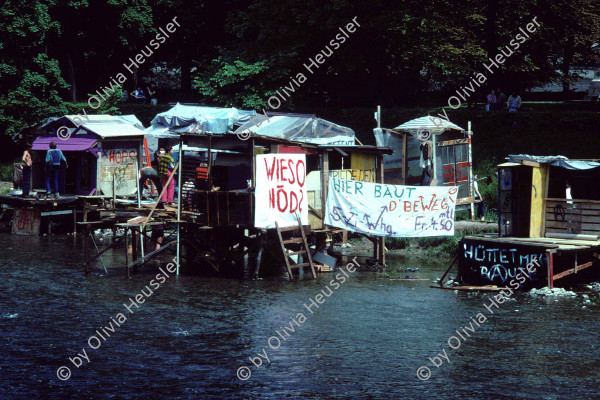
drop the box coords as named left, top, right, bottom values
left=0, top=233, right=598, bottom=399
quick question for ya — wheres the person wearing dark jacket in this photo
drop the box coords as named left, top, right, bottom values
left=45, top=142, right=67, bottom=198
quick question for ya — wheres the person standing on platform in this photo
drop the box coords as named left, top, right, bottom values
left=158, top=145, right=175, bottom=204
left=21, top=146, right=33, bottom=197
left=45, top=141, right=67, bottom=199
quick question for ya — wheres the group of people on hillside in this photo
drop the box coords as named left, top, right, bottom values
left=122, top=83, right=158, bottom=104
left=486, top=89, right=521, bottom=112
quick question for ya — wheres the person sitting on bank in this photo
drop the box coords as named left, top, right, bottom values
left=158, top=146, right=175, bottom=205
left=473, top=174, right=485, bottom=222
left=130, top=87, right=146, bottom=104
left=507, top=92, right=522, bottom=112
left=21, top=146, right=33, bottom=197
left=45, top=141, right=67, bottom=199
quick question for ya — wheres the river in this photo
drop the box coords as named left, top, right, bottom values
left=0, top=233, right=598, bottom=399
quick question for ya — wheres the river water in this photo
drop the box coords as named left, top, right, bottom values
left=0, top=233, right=598, bottom=399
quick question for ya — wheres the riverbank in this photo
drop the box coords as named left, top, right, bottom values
left=335, top=220, right=497, bottom=262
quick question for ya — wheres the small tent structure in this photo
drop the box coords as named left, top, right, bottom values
left=374, top=116, right=474, bottom=204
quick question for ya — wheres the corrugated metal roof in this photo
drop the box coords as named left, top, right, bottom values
left=82, top=123, right=146, bottom=138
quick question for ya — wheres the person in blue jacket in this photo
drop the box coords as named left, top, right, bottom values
left=45, top=142, right=68, bottom=198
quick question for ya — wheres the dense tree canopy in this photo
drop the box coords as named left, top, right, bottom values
left=1, top=0, right=599, bottom=137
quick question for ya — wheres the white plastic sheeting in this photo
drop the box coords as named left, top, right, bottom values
left=234, top=115, right=355, bottom=145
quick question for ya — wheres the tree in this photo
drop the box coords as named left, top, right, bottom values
left=0, top=0, right=68, bottom=137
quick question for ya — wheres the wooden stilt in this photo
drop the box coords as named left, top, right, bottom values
left=125, top=227, right=130, bottom=278
left=547, top=250, right=554, bottom=288
left=131, top=229, right=138, bottom=272
left=84, top=225, right=90, bottom=274
left=72, top=209, right=77, bottom=235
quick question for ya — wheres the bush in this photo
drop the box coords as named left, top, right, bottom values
left=0, top=162, right=14, bottom=181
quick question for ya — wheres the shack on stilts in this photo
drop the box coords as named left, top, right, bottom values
left=173, top=131, right=392, bottom=279
left=374, top=114, right=478, bottom=212
left=450, top=155, right=600, bottom=290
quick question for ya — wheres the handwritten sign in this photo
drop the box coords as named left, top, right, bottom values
left=12, top=208, right=41, bottom=235
left=459, top=238, right=544, bottom=287
left=324, top=178, right=458, bottom=237
left=254, top=154, right=308, bottom=228
left=98, top=149, right=138, bottom=196
left=329, top=169, right=376, bottom=182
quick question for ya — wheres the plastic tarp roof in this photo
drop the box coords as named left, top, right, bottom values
left=394, top=116, right=464, bottom=133
left=39, top=114, right=146, bottom=138
left=508, top=154, right=600, bottom=170
left=234, top=115, right=355, bottom=145
left=149, top=104, right=256, bottom=134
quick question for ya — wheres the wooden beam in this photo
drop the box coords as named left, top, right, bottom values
left=126, top=240, right=176, bottom=270
left=552, top=261, right=594, bottom=281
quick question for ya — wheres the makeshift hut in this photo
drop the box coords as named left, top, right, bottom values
left=374, top=116, right=474, bottom=204
left=28, top=115, right=146, bottom=196
left=456, top=155, right=600, bottom=290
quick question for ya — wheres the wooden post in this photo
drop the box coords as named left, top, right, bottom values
left=176, top=136, right=183, bottom=275
left=468, top=121, right=475, bottom=221
left=84, top=225, right=90, bottom=274
left=547, top=250, right=554, bottom=288
left=125, top=227, right=129, bottom=278
left=402, top=133, right=407, bottom=184
left=72, top=209, right=77, bottom=235
left=132, top=229, right=138, bottom=265
left=376, top=155, right=385, bottom=266
left=320, top=150, right=329, bottom=230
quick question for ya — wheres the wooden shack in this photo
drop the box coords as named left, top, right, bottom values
left=458, top=155, right=600, bottom=289
left=175, top=133, right=392, bottom=278
left=29, top=115, right=146, bottom=196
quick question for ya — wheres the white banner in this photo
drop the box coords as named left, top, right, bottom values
left=254, top=154, right=308, bottom=228
left=325, top=177, right=458, bottom=237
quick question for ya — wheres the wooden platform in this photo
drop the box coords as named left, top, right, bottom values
left=468, top=234, right=600, bottom=251
left=0, top=194, right=79, bottom=208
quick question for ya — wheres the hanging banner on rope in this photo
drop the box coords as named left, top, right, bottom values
left=254, top=154, right=308, bottom=228
left=324, top=177, right=458, bottom=237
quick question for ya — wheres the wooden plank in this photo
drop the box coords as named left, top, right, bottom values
left=553, top=262, right=594, bottom=281
left=282, top=238, right=304, bottom=244
left=141, top=163, right=179, bottom=231
left=126, top=240, right=176, bottom=270
left=430, top=285, right=508, bottom=292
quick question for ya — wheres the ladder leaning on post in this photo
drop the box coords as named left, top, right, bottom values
left=275, top=213, right=317, bottom=280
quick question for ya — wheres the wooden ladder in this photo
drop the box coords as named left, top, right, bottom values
left=275, top=214, right=317, bottom=280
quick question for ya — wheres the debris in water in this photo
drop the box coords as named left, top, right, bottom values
left=529, top=287, right=577, bottom=297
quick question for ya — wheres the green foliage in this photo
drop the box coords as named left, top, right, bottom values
left=193, top=57, right=279, bottom=109
left=0, top=163, right=14, bottom=181
left=0, top=1, right=68, bottom=137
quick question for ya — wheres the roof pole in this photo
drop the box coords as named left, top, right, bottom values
left=176, top=136, right=183, bottom=275
left=468, top=121, right=475, bottom=221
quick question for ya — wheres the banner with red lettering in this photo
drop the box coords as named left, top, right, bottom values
left=324, top=177, right=458, bottom=237
left=255, top=154, right=308, bottom=228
